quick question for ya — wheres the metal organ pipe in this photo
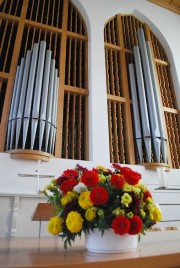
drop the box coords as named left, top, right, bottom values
left=146, top=42, right=167, bottom=163
left=45, top=59, right=56, bottom=152
left=137, top=28, right=161, bottom=163
left=23, top=43, right=39, bottom=149
left=133, top=46, right=151, bottom=162
left=128, top=63, right=143, bottom=163
left=31, top=41, right=46, bottom=150
left=16, top=50, right=31, bottom=149
left=39, top=50, right=52, bottom=151
left=6, top=66, right=20, bottom=150
left=10, top=58, right=25, bottom=150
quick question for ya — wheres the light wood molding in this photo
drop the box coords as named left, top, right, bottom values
left=8, top=149, right=53, bottom=162
left=148, top=0, right=180, bottom=15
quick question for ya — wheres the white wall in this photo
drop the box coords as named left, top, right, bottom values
left=0, top=0, right=180, bottom=237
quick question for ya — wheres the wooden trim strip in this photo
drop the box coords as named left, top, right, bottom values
left=163, top=107, right=180, bottom=114
left=64, top=85, right=89, bottom=95
left=107, top=94, right=131, bottom=103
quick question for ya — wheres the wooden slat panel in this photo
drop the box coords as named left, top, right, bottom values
left=108, top=100, right=114, bottom=162
left=77, top=94, right=82, bottom=159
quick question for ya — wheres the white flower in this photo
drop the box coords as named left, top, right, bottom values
left=74, top=182, right=87, bottom=193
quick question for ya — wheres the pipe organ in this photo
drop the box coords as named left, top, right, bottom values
left=6, top=41, right=59, bottom=155
left=105, top=15, right=180, bottom=168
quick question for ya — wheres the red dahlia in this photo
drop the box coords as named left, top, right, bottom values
left=81, top=170, right=99, bottom=187
left=111, top=216, right=130, bottom=235
left=60, top=178, right=78, bottom=195
left=128, top=215, right=143, bottom=235
left=120, top=167, right=141, bottom=185
left=110, top=174, right=125, bottom=189
left=62, top=169, right=79, bottom=179
left=90, top=186, right=108, bottom=205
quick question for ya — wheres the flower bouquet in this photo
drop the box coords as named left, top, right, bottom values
left=42, top=164, right=162, bottom=249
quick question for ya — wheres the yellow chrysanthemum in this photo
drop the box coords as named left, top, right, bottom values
left=122, top=183, right=132, bottom=192
left=48, top=216, right=63, bottom=235
left=112, top=207, right=125, bottom=216
left=96, top=166, right=108, bottom=172
left=78, top=191, right=93, bottom=209
left=121, top=193, right=132, bottom=207
left=66, top=211, right=83, bottom=233
left=131, top=185, right=141, bottom=195
left=98, top=174, right=106, bottom=183
left=61, top=191, right=74, bottom=206
left=152, top=207, right=162, bottom=222
left=85, top=208, right=96, bottom=221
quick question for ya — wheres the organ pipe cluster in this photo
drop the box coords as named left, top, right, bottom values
left=6, top=41, right=59, bottom=155
left=129, top=28, right=167, bottom=164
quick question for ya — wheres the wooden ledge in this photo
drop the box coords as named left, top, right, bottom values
left=7, top=149, right=53, bottom=162
left=144, top=162, right=170, bottom=171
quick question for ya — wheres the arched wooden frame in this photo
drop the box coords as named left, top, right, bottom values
left=104, top=15, right=180, bottom=169
left=0, top=0, right=89, bottom=161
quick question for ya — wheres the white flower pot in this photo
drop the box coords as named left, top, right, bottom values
left=85, top=229, right=138, bottom=253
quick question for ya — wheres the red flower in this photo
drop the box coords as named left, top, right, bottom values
left=60, top=178, right=78, bottom=195
left=112, top=163, right=121, bottom=170
left=111, top=216, right=130, bottom=235
left=90, top=186, right=108, bottom=205
left=120, top=167, right=141, bottom=185
left=110, top=174, right=125, bottom=189
left=81, top=170, right=99, bottom=187
left=128, top=216, right=143, bottom=235
left=143, top=190, right=152, bottom=202
left=62, top=169, right=79, bottom=179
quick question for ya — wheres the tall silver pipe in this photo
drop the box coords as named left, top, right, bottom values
left=31, top=41, right=46, bottom=150
left=133, top=46, right=151, bottom=162
left=129, top=63, right=143, bottom=163
left=51, top=76, right=59, bottom=154
left=138, top=28, right=161, bottom=162
left=45, top=59, right=55, bottom=152
left=6, top=66, right=20, bottom=150
left=10, top=58, right=25, bottom=149
left=23, top=43, right=39, bottom=149
left=16, top=50, right=31, bottom=148
left=146, top=41, right=167, bottom=163
left=39, top=50, right=52, bottom=151
left=49, top=69, right=58, bottom=153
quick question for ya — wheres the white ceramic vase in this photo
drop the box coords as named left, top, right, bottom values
left=85, top=229, right=138, bottom=253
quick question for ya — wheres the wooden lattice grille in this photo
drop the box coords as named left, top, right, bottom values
left=104, top=15, right=180, bottom=169
left=0, top=0, right=88, bottom=161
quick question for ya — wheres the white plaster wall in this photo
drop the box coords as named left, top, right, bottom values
left=0, top=0, right=180, bottom=237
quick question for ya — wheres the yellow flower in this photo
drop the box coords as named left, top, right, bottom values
left=121, top=193, right=132, bottom=207
left=140, top=209, right=146, bottom=218
left=131, top=185, right=141, bottom=195
left=85, top=208, right=96, bottom=221
left=122, top=183, right=132, bottom=192
left=152, top=206, right=162, bottom=222
left=96, top=166, right=108, bottom=172
left=98, top=174, right=106, bottom=183
left=66, top=211, right=83, bottom=233
left=126, top=212, right=133, bottom=218
left=112, top=207, right=125, bottom=216
left=48, top=216, right=63, bottom=235
left=61, top=191, right=74, bottom=206
left=78, top=191, right=93, bottom=209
